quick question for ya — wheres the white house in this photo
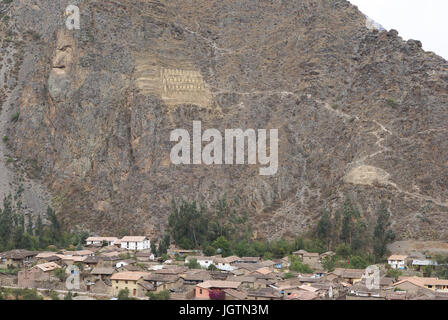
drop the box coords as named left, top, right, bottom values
left=120, top=236, right=150, bottom=251
left=85, top=237, right=118, bottom=246
left=388, top=255, right=408, bottom=270
left=185, top=256, right=216, bottom=269
left=213, top=256, right=238, bottom=271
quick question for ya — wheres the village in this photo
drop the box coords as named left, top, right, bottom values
left=1, top=236, right=448, bottom=300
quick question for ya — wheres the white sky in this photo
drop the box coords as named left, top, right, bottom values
left=349, top=0, right=448, bottom=60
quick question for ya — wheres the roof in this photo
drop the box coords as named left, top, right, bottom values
left=236, top=257, right=260, bottom=263
left=412, top=259, right=438, bottom=266
left=247, top=287, right=283, bottom=298
left=0, top=250, right=38, bottom=260
left=110, top=272, right=150, bottom=281
left=332, top=268, right=365, bottom=279
left=86, top=237, right=118, bottom=242
left=183, top=270, right=212, bottom=281
left=91, top=267, right=115, bottom=275
left=388, top=255, right=408, bottom=261
left=197, top=280, right=241, bottom=289
left=64, top=250, right=94, bottom=256
left=393, top=276, right=448, bottom=288
left=223, top=289, right=248, bottom=300
left=144, top=274, right=180, bottom=283
left=120, top=236, right=148, bottom=242
left=36, top=252, right=60, bottom=259
left=33, top=262, right=61, bottom=272
left=285, top=290, right=318, bottom=300
left=154, top=267, right=187, bottom=275
left=214, top=256, right=239, bottom=264
left=253, top=267, right=272, bottom=275
left=293, top=250, right=308, bottom=255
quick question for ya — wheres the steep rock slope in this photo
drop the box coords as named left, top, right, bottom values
left=1, top=0, right=447, bottom=239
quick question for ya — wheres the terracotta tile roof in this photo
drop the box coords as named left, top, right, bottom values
left=253, top=267, right=272, bottom=275
left=120, top=236, right=148, bottom=242
left=388, top=255, right=408, bottom=261
left=395, top=276, right=448, bottom=287
left=86, top=237, right=118, bottom=242
left=197, top=280, right=241, bottom=289
left=285, top=290, right=318, bottom=300
left=33, top=262, right=61, bottom=272
left=110, top=271, right=150, bottom=281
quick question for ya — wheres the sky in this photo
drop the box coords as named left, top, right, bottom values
left=348, top=0, right=448, bottom=60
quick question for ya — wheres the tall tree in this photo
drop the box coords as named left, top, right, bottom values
left=373, top=202, right=395, bottom=262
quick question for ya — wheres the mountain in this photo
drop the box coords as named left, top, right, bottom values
left=0, top=0, right=447, bottom=240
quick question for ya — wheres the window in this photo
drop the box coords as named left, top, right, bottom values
left=200, top=289, right=202, bottom=294
left=125, top=281, right=128, bottom=284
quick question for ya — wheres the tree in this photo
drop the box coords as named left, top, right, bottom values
left=212, top=236, right=232, bottom=257
left=317, top=211, right=332, bottom=249
left=340, top=197, right=359, bottom=246
left=54, top=268, right=66, bottom=282
left=64, top=291, right=73, bottom=300
left=322, top=255, right=337, bottom=272
left=185, top=258, right=201, bottom=269
left=289, top=256, right=313, bottom=273
left=336, top=243, right=351, bottom=259
left=118, top=288, right=131, bottom=300
left=207, top=264, right=218, bottom=271
left=373, top=202, right=395, bottom=262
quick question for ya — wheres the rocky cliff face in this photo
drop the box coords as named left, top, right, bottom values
left=0, top=0, right=447, bottom=240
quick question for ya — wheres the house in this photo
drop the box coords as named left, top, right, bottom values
left=35, top=252, right=62, bottom=265
left=247, top=287, right=283, bottom=300
left=182, top=270, right=212, bottom=285
left=135, top=250, right=152, bottom=262
left=0, top=250, right=38, bottom=268
left=292, top=250, right=321, bottom=269
left=86, top=237, right=118, bottom=246
left=213, top=256, right=238, bottom=271
left=412, top=259, right=438, bottom=271
left=388, top=255, right=408, bottom=270
left=272, top=260, right=284, bottom=270
left=63, top=250, right=94, bottom=257
left=143, top=273, right=183, bottom=293
left=168, top=246, right=202, bottom=258
left=234, top=257, right=260, bottom=264
left=224, top=289, right=248, bottom=300
left=18, top=262, right=61, bottom=288
left=284, top=289, right=318, bottom=300
left=195, top=280, right=241, bottom=299
left=348, top=282, right=381, bottom=298
left=393, top=277, right=448, bottom=293
left=110, top=271, right=151, bottom=297
left=90, top=267, right=115, bottom=280
left=120, top=236, right=151, bottom=251
left=185, top=256, right=216, bottom=269
left=331, top=268, right=365, bottom=285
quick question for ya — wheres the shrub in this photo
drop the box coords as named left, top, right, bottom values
left=185, top=258, right=201, bottom=269
left=146, top=290, right=170, bottom=300
left=10, top=112, right=19, bottom=122
left=209, top=289, right=225, bottom=300
left=386, top=98, right=398, bottom=108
